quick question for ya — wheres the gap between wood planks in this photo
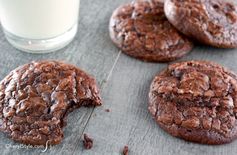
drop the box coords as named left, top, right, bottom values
left=72, top=50, right=122, bottom=154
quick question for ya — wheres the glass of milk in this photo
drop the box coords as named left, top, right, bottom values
left=0, top=0, right=80, bottom=53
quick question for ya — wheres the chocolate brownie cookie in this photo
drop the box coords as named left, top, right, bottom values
left=0, top=61, right=101, bottom=145
left=109, top=0, right=193, bottom=62
left=164, top=0, right=237, bottom=48
left=149, top=61, right=237, bottom=144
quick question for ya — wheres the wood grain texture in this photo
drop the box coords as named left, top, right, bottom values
left=0, top=0, right=124, bottom=154
left=77, top=46, right=237, bottom=155
left=1, top=0, right=237, bottom=155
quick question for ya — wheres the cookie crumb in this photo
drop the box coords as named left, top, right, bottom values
left=83, top=134, right=93, bottom=149
left=122, top=145, right=129, bottom=155
left=105, top=109, right=111, bottom=112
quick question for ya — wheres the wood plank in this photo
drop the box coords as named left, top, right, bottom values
left=0, top=0, right=123, bottom=154
left=76, top=45, right=237, bottom=155
left=74, top=53, right=167, bottom=155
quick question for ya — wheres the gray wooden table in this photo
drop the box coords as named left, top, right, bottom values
left=1, top=0, right=237, bottom=155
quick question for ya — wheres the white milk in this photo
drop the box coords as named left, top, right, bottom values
left=0, top=0, right=80, bottom=39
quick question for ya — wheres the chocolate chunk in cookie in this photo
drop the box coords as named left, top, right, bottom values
left=164, top=0, right=237, bottom=48
left=149, top=60, right=237, bottom=144
left=0, top=61, right=101, bottom=145
left=109, top=0, right=193, bottom=62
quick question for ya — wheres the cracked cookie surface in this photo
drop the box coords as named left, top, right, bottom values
left=109, top=0, right=193, bottom=62
left=149, top=60, right=237, bottom=144
left=0, top=60, right=101, bottom=145
left=165, top=0, right=237, bottom=48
